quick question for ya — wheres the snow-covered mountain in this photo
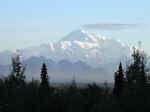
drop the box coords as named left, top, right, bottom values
left=0, top=30, right=133, bottom=82
left=18, top=30, right=131, bottom=68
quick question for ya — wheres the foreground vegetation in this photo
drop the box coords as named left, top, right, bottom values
left=0, top=48, right=150, bottom=112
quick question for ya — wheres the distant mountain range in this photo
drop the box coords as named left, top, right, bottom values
left=0, top=30, right=134, bottom=82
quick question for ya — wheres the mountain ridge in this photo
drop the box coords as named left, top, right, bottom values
left=0, top=30, right=134, bottom=82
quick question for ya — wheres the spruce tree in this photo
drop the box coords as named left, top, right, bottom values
left=126, top=48, right=148, bottom=87
left=113, top=62, right=124, bottom=96
left=6, top=55, right=26, bottom=88
left=40, top=63, right=49, bottom=88
left=14, top=55, right=26, bottom=84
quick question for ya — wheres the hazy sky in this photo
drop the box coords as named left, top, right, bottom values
left=0, top=0, right=150, bottom=53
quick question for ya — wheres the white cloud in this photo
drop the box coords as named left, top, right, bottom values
left=83, top=23, right=146, bottom=31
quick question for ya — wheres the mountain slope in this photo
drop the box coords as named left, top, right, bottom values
left=0, top=30, right=133, bottom=82
left=18, top=30, right=131, bottom=68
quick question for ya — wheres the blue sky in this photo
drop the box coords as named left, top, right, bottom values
left=0, top=0, right=150, bottom=53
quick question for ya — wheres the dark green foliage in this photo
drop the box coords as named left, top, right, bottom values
left=126, top=49, right=149, bottom=87
left=5, top=55, right=26, bottom=88
left=113, top=62, right=124, bottom=96
left=0, top=48, right=150, bottom=112
left=40, top=63, right=49, bottom=88
left=1, top=75, right=150, bottom=112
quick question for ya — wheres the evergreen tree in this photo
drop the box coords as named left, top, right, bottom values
left=5, top=55, right=26, bottom=88
left=14, top=55, right=26, bottom=85
left=40, top=63, right=49, bottom=88
left=70, top=75, right=77, bottom=89
left=68, top=75, right=77, bottom=94
left=126, top=48, right=148, bottom=87
left=113, top=62, right=124, bottom=96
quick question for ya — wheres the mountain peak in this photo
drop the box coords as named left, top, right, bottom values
left=60, top=29, right=112, bottom=43
left=61, top=29, right=89, bottom=42
left=0, top=29, right=131, bottom=68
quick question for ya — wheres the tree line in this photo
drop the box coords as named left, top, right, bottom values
left=0, top=48, right=150, bottom=112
